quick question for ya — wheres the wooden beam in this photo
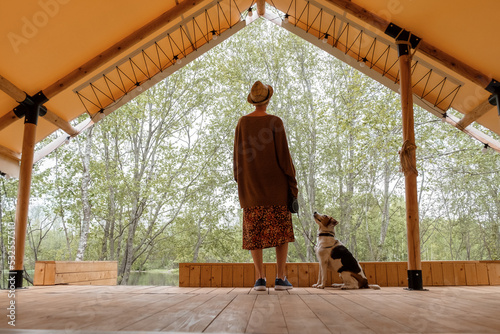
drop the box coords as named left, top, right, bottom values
left=0, top=110, right=19, bottom=132
left=456, top=99, right=494, bottom=131
left=14, top=122, right=37, bottom=273
left=0, top=74, right=26, bottom=102
left=257, top=0, right=266, bottom=16
left=42, top=0, right=206, bottom=99
left=0, top=72, right=79, bottom=135
left=0, top=145, right=21, bottom=161
left=34, top=118, right=93, bottom=163
left=324, top=0, right=492, bottom=88
left=43, top=110, right=79, bottom=136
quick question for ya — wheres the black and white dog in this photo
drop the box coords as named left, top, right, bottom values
left=312, top=212, right=380, bottom=290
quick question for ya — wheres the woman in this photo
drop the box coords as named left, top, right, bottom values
left=233, top=80, right=298, bottom=291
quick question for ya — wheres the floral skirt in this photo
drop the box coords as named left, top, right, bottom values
left=242, top=205, right=295, bottom=250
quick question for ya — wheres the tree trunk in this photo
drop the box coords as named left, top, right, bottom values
left=75, top=126, right=94, bottom=261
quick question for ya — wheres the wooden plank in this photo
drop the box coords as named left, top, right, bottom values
left=287, top=263, right=298, bottom=287
left=279, top=294, right=330, bottom=333
left=487, top=262, right=500, bottom=285
left=375, top=262, right=388, bottom=287
left=178, top=263, right=190, bottom=287
left=211, top=265, right=222, bottom=287
left=222, top=265, right=233, bottom=287
left=246, top=295, right=287, bottom=333
left=454, top=262, right=467, bottom=286
left=189, top=265, right=201, bottom=287
left=308, top=263, right=319, bottom=287
left=301, top=295, right=374, bottom=333
left=44, top=262, right=56, bottom=285
left=125, top=294, right=215, bottom=331
left=464, top=263, right=478, bottom=286
left=55, top=270, right=117, bottom=284
left=54, top=261, right=117, bottom=273
left=421, top=262, right=432, bottom=286
left=386, top=263, right=399, bottom=287
left=430, top=262, right=444, bottom=286
left=363, top=263, right=376, bottom=284
left=232, top=265, right=244, bottom=287
left=243, top=263, right=255, bottom=287
left=70, top=278, right=117, bottom=285
left=442, top=262, right=455, bottom=286
left=200, top=265, right=212, bottom=287
left=397, top=262, right=407, bottom=287
left=265, top=263, right=276, bottom=287
left=323, top=294, right=412, bottom=333
left=476, top=262, right=490, bottom=285
left=33, top=262, right=46, bottom=286
left=204, top=294, right=256, bottom=332
left=297, top=263, right=309, bottom=287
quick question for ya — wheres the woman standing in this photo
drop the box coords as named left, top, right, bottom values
left=233, top=81, right=298, bottom=291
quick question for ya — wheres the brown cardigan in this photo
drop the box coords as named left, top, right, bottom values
left=233, top=114, right=298, bottom=208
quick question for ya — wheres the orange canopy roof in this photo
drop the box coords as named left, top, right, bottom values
left=0, top=0, right=499, bottom=177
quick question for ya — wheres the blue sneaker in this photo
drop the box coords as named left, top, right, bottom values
left=254, top=278, right=267, bottom=291
left=275, top=277, right=293, bottom=290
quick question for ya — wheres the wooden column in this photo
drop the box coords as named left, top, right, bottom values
left=398, top=41, right=423, bottom=290
left=257, top=0, right=266, bottom=16
left=11, top=97, right=43, bottom=287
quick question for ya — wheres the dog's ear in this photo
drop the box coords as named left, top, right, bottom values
left=329, top=218, right=339, bottom=226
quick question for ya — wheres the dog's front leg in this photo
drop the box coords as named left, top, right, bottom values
left=315, top=260, right=328, bottom=289
left=312, top=263, right=323, bottom=288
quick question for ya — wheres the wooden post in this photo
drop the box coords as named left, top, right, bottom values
left=10, top=94, right=46, bottom=288
left=397, top=40, right=424, bottom=290
left=257, top=0, right=266, bottom=16
left=12, top=122, right=37, bottom=287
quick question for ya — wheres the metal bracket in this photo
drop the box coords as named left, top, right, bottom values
left=385, top=23, right=421, bottom=58
left=12, top=91, right=48, bottom=125
left=486, top=79, right=500, bottom=116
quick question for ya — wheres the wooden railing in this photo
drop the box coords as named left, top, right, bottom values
left=34, top=261, right=118, bottom=286
left=179, top=261, right=500, bottom=288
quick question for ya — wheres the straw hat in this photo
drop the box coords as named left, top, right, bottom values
left=247, top=81, right=273, bottom=106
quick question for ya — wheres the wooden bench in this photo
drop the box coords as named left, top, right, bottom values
left=34, top=261, right=118, bottom=286
left=179, top=261, right=500, bottom=287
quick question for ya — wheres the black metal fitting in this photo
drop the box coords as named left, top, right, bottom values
left=8, top=270, right=24, bottom=289
left=13, top=91, right=48, bottom=125
left=385, top=22, right=421, bottom=58
left=485, top=79, right=500, bottom=116
left=407, top=269, right=425, bottom=290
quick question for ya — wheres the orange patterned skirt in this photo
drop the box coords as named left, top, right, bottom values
left=242, top=205, right=295, bottom=250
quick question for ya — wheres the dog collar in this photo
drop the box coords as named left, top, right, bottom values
left=318, top=232, right=335, bottom=237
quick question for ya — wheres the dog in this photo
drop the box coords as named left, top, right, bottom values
left=312, top=212, right=380, bottom=290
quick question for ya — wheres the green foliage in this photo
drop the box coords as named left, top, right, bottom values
left=1, top=19, right=499, bottom=285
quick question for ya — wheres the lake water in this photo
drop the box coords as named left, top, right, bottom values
left=127, top=270, right=179, bottom=286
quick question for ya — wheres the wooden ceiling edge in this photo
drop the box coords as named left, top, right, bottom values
left=447, top=114, right=500, bottom=153
left=0, top=145, right=20, bottom=161
left=41, top=0, right=208, bottom=99
left=1, top=0, right=208, bottom=136
left=456, top=99, right=494, bottom=131
left=32, top=19, right=248, bottom=165
left=33, top=119, right=94, bottom=164
left=324, top=0, right=492, bottom=89
left=1, top=71, right=80, bottom=136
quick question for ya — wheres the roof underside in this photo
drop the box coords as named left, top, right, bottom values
left=1, top=0, right=499, bottom=177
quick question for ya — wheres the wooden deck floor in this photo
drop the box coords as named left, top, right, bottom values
left=1, top=285, right=500, bottom=333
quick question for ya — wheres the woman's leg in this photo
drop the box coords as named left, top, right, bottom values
left=276, top=242, right=288, bottom=279
left=251, top=249, right=264, bottom=279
